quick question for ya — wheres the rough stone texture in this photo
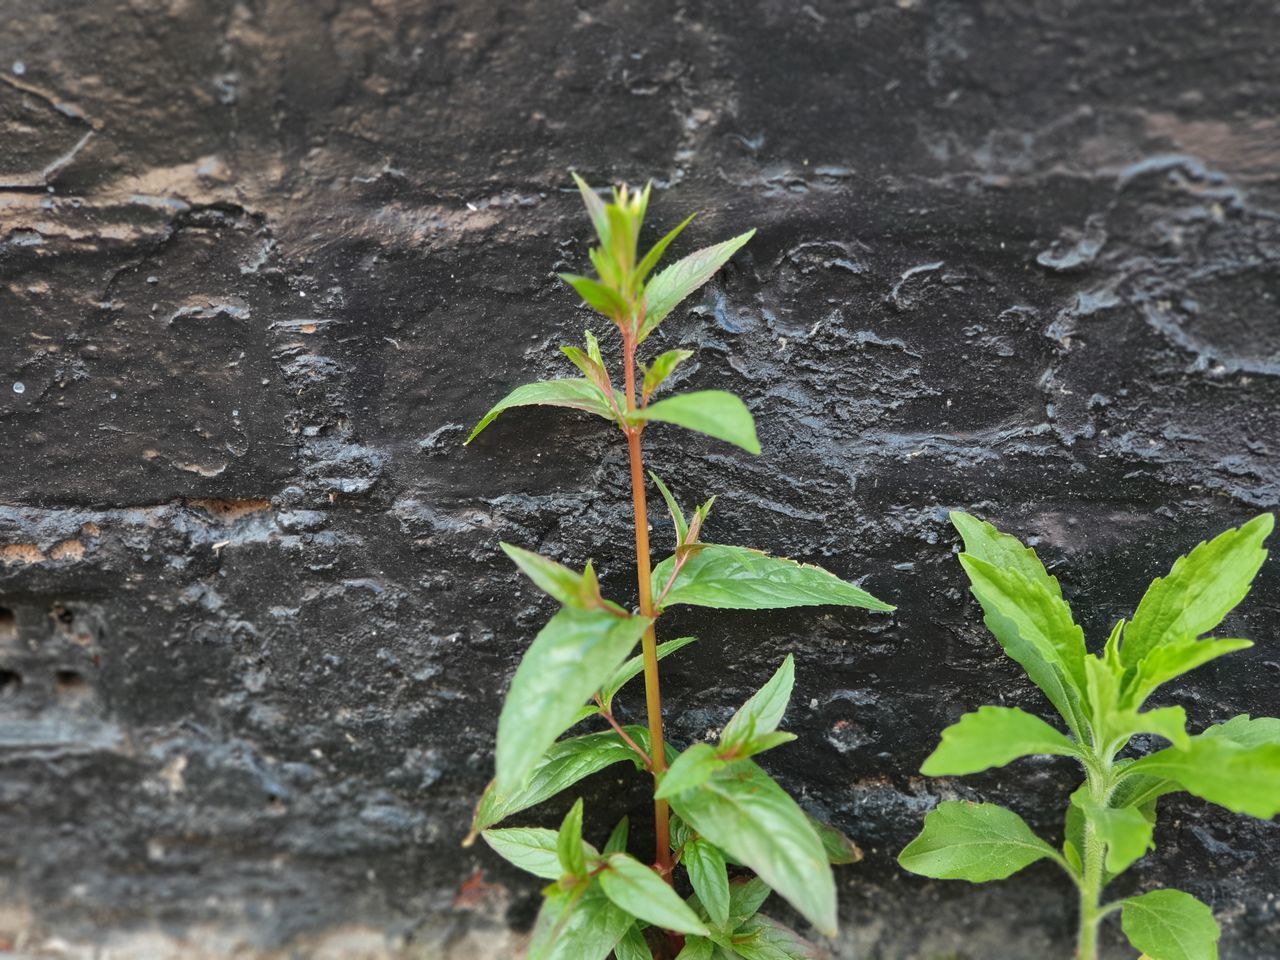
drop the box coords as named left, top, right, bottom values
left=2, top=1, right=1278, bottom=957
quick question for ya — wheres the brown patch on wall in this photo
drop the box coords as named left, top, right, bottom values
left=186, top=499, right=274, bottom=522
left=0, top=545, right=45, bottom=566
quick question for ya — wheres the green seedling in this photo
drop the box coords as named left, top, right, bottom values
left=899, top=511, right=1279, bottom=960
left=464, top=175, right=893, bottom=959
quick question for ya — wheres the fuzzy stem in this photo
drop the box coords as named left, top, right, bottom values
left=621, top=328, right=671, bottom=878
left=1076, top=763, right=1111, bottom=960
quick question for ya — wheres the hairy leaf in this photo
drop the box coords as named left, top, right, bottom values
left=950, top=512, right=1065, bottom=599
left=668, top=760, right=836, bottom=936
left=633, top=391, right=760, bottom=455
left=898, top=801, right=1059, bottom=882
left=482, top=827, right=564, bottom=880
left=1121, top=889, right=1220, bottom=960
left=1123, top=514, right=1273, bottom=668
left=721, top=655, right=795, bottom=752
left=638, top=230, right=755, bottom=342
left=1125, top=726, right=1280, bottom=818
left=467, top=379, right=616, bottom=444
left=957, top=554, right=1088, bottom=736
left=600, top=853, right=710, bottom=936
left=496, top=608, right=651, bottom=793
left=653, top=544, right=893, bottom=612
left=921, top=705, right=1078, bottom=776
left=471, top=727, right=652, bottom=835
left=1126, top=638, right=1254, bottom=708
left=1084, top=801, right=1155, bottom=874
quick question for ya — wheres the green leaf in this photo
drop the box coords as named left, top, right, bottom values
left=1082, top=801, right=1155, bottom=874
left=496, top=608, right=652, bottom=794
left=806, top=815, right=863, bottom=865
left=571, top=172, right=611, bottom=248
left=668, top=759, right=836, bottom=936
left=561, top=273, right=632, bottom=320
left=722, top=655, right=795, bottom=752
left=470, top=727, right=651, bottom=835
left=728, top=877, right=771, bottom=928
left=633, top=391, right=761, bottom=455
left=1126, top=638, right=1254, bottom=708
left=1121, top=889, right=1220, bottom=960
left=636, top=213, right=697, bottom=287
left=674, top=938, right=716, bottom=960
left=653, top=544, right=893, bottom=612
left=920, top=706, right=1078, bottom=776
left=950, top=512, right=1065, bottom=600
left=1104, top=705, right=1190, bottom=752
left=898, top=801, right=1059, bottom=882
left=684, top=837, right=731, bottom=929
left=528, top=881, right=633, bottom=960
left=600, top=636, right=696, bottom=713
left=482, top=827, right=564, bottom=880
left=731, top=915, right=823, bottom=960
left=604, top=816, right=629, bottom=856
left=558, top=798, right=588, bottom=877
left=656, top=742, right=726, bottom=799
left=1203, top=713, right=1280, bottom=748
left=1123, top=513, right=1273, bottom=668
left=638, top=230, right=756, bottom=343
left=467, top=379, right=616, bottom=444
left=957, top=553, right=1088, bottom=736
left=599, top=853, right=710, bottom=936
left=500, top=543, right=614, bottom=611
left=1125, top=725, right=1280, bottom=818
left=642, top=349, right=695, bottom=400
left=614, top=924, right=652, bottom=960
left=649, top=472, right=689, bottom=546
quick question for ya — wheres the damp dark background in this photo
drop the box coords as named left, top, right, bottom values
left=1, top=1, right=1278, bottom=958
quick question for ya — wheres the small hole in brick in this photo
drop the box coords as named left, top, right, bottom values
left=53, top=606, right=74, bottom=626
left=0, top=608, right=15, bottom=640
left=55, top=669, right=87, bottom=693
left=0, top=668, right=21, bottom=693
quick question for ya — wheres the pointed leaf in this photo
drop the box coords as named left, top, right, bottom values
left=728, top=877, right=772, bottom=928
left=722, top=655, right=795, bottom=752
left=467, top=379, right=615, bottom=444
left=471, top=727, right=652, bottom=835
left=1121, top=889, right=1220, bottom=960
left=653, top=544, right=893, bottom=612
left=599, top=853, right=710, bottom=936
left=668, top=759, right=836, bottom=936
left=604, top=816, right=630, bottom=856
left=500, top=543, right=610, bottom=611
left=636, top=213, right=697, bottom=286
left=642, top=349, right=695, bottom=401
left=921, top=706, right=1078, bottom=776
left=675, top=938, right=716, bottom=960
left=950, top=512, right=1065, bottom=599
left=683, top=837, right=731, bottom=929
left=656, top=743, right=726, bottom=799
left=482, top=827, right=564, bottom=880
left=807, top=815, right=863, bottom=865
left=614, top=924, right=652, bottom=960
left=1104, top=705, right=1190, bottom=752
left=600, top=636, right=696, bottom=713
left=649, top=472, right=689, bottom=546
left=1127, top=638, right=1254, bottom=707
left=957, top=553, right=1089, bottom=736
left=528, top=882, right=632, bottom=960
left=1123, top=514, right=1273, bottom=667
left=633, top=391, right=761, bottom=455
left=638, top=230, right=756, bottom=343
left=898, top=801, right=1059, bottom=882
left=558, top=798, right=589, bottom=876
left=496, top=609, right=651, bottom=793
left=561, top=273, right=631, bottom=320
left=731, top=915, right=823, bottom=960
left=571, top=172, right=611, bottom=247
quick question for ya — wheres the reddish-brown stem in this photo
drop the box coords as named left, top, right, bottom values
left=594, top=696, right=652, bottom=770
left=621, top=326, right=672, bottom=878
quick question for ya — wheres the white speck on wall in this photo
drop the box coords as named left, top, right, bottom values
left=12, top=382, right=25, bottom=394
left=12, top=61, right=25, bottom=75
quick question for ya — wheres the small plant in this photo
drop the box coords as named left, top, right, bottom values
left=899, top=511, right=1280, bottom=960
left=463, top=175, right=892, bottom=959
